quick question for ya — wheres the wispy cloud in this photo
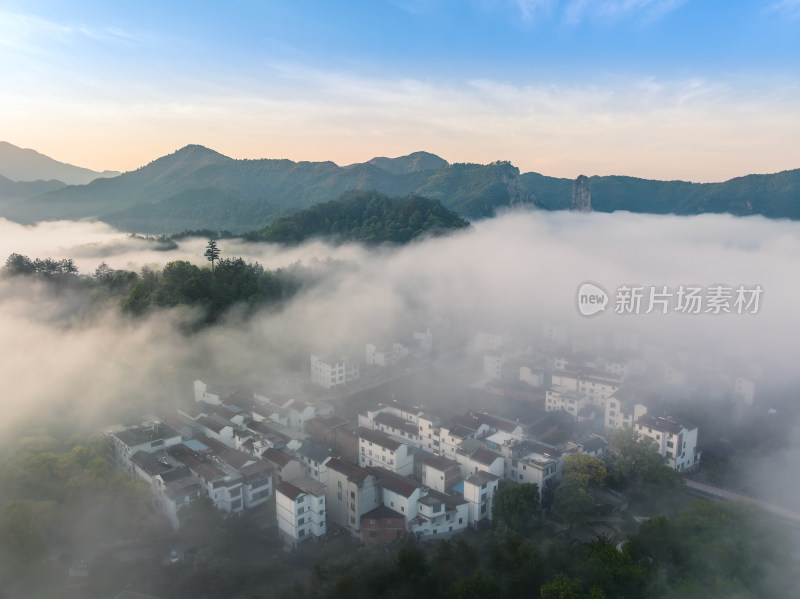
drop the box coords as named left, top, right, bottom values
left=563, top=0, right=688, bottom=25
left=0, top=10, right=140, bottom=53
left=767, top=0, right=800, bottom=19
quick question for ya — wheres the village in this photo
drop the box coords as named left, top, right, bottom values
left=105, top=321, right=760, bottom=550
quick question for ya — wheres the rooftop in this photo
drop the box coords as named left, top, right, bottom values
left=114, top=423, right=180, bottom=448
left=374, top=412, right=419, bottom=436
left=326, top=457, right=369, bottom=482
left=276, top=480, right=305, bottom=501
left=637, top=414, right=694, bottom=435
left=358, top=427, right=403, bottom=451
left=465, top=471, right=500, bottom=485
left=469, top=447, right=503, bottom=466
left=262, top=448, right=294, bottom=467
left=365, top=466, right=419, bottom=498
left=421, top=454, right=460, bottom=471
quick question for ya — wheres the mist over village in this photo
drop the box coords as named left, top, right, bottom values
left=2, top=1, right=800, bottom=598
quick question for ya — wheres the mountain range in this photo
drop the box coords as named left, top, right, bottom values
left=0, top=142, right=120, bottom=186
left=0, top=143, right=798, bottom=234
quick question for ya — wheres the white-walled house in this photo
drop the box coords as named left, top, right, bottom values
left=310, top=354, right=360, bottom=389
left=295, top=443, right=331, bottom=484
left=154, top=469, right=203, bottom=529
left=276, top=477, right=326, bottom=547
left=325, top=458, right=382, bottom=535
left=410, top=490, right=469, bottom=538
left=262, top=447, right=306, bottom=483
left=462, top=471, right=499, bottom=527
left=421, top=454, right=462, bottom=494
left=457, top=447, right=505, bottom=479
left=604, top=387, right=648, bottom=430
left=358, top=427, right=414, bottom=476
left=365, top=342, right=409, bottom=367
left=551, top=369, right=621, bottom=406
left=367, top=466, right=422, bottom=528
left=193, top=380, right=235, bottom=405
left=111, top=422, right=183, bottom=478
left=634, top=415, right=700, bottom=472
left=520, top=366, right=546, bottom=388
left=546, top=386, right=590, bottom=419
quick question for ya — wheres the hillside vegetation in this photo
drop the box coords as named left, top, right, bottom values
left=243, top=190, right=469, bottom=244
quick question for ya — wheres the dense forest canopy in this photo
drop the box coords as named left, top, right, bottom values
left=243, top=190, right=470, bottom=245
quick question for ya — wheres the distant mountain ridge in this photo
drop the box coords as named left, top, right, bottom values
left=1, top=143, right=798, bottom=233
left=0, top=141, right=120, bottom=185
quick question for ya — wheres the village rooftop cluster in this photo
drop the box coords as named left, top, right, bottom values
left=105, top=321, right=760, bottom=548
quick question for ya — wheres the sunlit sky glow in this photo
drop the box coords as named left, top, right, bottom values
left=1, top=0, right=799, bottom=181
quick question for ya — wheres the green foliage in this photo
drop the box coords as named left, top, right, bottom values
left=3, top=251, right=312, bottom=325
left=625, top=501, right=794, bottom=598
left=562, top=454, right=607, bottom=489
left=0, top=434, right=166, bottom=591
left=3, top=253, right=79, bottom=278
left=492, top=480, right=542, bottom=539
left=245, top=189, right=469, bottom=245
left=554, top=485, right=594, bottom=528
left=607, top=428, right=682, bottom=506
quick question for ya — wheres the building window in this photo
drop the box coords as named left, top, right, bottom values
left=298, top=529, right=305, bottom=537
left=298, top=517, right=304, bottom=525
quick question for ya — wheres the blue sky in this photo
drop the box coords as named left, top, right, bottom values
left=1, top=0, right=799, bottom=181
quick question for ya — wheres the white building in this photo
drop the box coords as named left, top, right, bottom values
left=310, top=354, right=360, bottom=389
left=462, top=471, right=499, bottom=527
left=604, top=387, right=648, bottom=430
left=325, top=458, right=382, bottom=535
left=421, top=454, right=462, bottom=494
left=546, top=386, right=590, bottom=419
left=473, top=332, right=508, bottom=353
left=519, top=366, right=546, bottom=388
left=111, top=422, right=183, bottom=478
left=358, top=427, right=414, bottom=476
left=506, top=441, right=561, bottom=505
left=413, top=327, right=433, bottom=354
left=551, top=369, right=621, bottom=406
left=154, top=469, right=203, bottom=529
left=365, top=342, right=409, bottom=367
left=409, top=490, right=469, bottom=538
left=276, top=477, right=326, bottom=547
left=634, top=414, right=700, bottom=472
left=295, top=443, right=332, bottom=484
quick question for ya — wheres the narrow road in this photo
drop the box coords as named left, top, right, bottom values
left=684, top=479, right=800, bottom=527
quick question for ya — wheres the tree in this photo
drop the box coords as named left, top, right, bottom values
left=204, top=240, right=221, bottom=271
left=204, top=239, right=221, bottom=272
left=3, top=253, right=34, bottom=276
left=493, top=481, right=541, bottom=539
left=554, top=485, right=594, bottom=529
left=562, top=454, right=607, bottom=490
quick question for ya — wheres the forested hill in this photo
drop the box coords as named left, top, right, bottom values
left=243, top=190, right=469, bottom=244
left=1, top=144, right=799, bottom=234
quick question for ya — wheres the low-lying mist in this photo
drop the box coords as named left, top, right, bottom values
left=1, top=211, right=798, bottom=474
